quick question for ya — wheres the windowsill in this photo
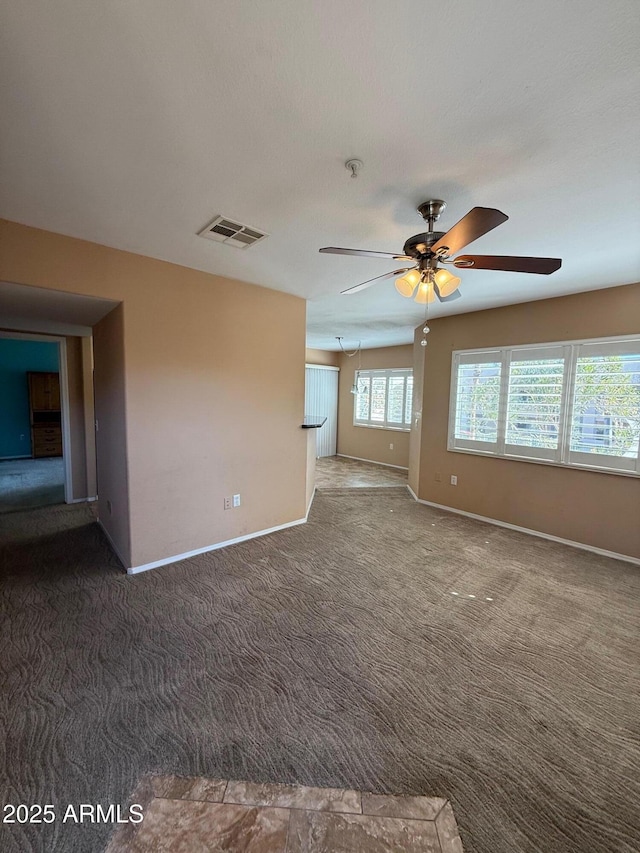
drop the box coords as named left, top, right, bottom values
left=447, top=446, right=640, bottom=478
left=354, top=423, right=410, bottom=433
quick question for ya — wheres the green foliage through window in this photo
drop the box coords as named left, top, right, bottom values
left=450, top=339, right=640, bottom=475
left=355, top=369, right=413, bottom=431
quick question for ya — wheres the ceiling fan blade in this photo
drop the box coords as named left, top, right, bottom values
left=453, top=255, right=562, bottom=274
left=430, top=207, right=508, bottom=257
left=320, top=246, right=411, bottom=260
left=341, top=268, right=411, bottom=295
left=434, top=283, right=463, bottom=303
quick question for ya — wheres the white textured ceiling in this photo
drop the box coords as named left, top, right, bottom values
left=1, top=1, right=639, bottom=349
left=0, top=281, right=119, bottom=336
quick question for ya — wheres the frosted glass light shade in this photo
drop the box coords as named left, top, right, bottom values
left=433, top=268, right=462, bottom=297
left=414, top=280, right=436, bottom=304
left=395, top=268, right=421, bottom=297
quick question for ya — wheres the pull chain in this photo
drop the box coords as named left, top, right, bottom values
left=420, top=273, right=431, bottom=347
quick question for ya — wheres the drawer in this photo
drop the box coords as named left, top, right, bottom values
left=33, top=425, right=61, bottom=437
left=34, top=435, right=61, bottom=447
left=35, top=431, right=60, bottom=441
left=33, top=430, right=62, bottom=454
left=33, top=443, right=62, bottom=457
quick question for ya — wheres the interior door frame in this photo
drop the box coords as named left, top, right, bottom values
left=0, top=330, right=73, bottom=503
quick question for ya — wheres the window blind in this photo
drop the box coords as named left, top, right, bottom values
left=354, top=368, right=413, bottom=431
left=449, top=337, right=640, bottom=475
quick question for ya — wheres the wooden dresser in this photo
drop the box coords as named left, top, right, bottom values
left=27, top=371, right=63, bottom=458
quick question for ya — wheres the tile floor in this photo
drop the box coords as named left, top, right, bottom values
left=107, top=776, right=463, bottom=852
left=316, top=455, right=408, bottom=489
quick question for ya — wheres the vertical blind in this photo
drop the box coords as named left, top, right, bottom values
left=304, top=366, right=339, bottom=457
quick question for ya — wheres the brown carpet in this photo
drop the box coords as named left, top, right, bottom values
left=1, top=489, right=639, bottom=853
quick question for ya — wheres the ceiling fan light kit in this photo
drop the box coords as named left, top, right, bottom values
left=395, top=268, right=421, bottom=297
left=433, top=268, right=462, bottom=297
left=320, top=199, right=562, bottom=301
left=414, top=279, right=436, bottom=304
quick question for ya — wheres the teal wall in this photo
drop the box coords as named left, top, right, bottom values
left=0, top=339, right=60, bottom=459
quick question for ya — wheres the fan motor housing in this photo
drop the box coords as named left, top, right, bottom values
left=403, top=231, right=445, bottom=259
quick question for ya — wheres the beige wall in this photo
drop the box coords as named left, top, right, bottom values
left=0, top=219, right=307, bottom=569
left=413, top=282, right=640, bottom=559
left=93, top=305, right=131, bottom=564
left=337, top=344, right=413, bottom=468
left=305, top=348, right=340, bottom=367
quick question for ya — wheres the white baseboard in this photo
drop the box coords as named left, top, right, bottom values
left=336, top=453, right=408, bottom=471
left=69, top=496, right=97, bottom=504
left=405, top=485, right=640, bottom=566
left=306, top=486, right=316, bottom=518
left=0, top=454, right=32, bottom=461
left=127, top=516, right=308, bottom=575
left=97, top=518, right=129, bottom=569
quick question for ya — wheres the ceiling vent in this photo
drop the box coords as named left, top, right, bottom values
left=198, top=215, right=268, bottom=249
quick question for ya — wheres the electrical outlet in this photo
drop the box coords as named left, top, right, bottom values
left=450, top=475, right=458, bottom=486
left=435, top=472, right=441, bottom=482
left=224, top=496, right=232, bottom=510
left=233, top=494, right=241, bottom=508
left=389, top=443, right=394, bottom=450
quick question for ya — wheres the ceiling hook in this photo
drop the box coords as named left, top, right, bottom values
left=345, top=159, right=363, bottom=179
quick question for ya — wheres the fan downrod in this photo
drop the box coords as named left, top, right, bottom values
left=417, top=199, right=446, bottom=225
left=401, top=199, right=448, bottom=260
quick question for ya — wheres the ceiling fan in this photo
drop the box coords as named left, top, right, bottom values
left=319, top=200, right=562, bottom=303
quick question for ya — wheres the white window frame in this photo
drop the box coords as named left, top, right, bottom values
left=448, top=334, right=640, bottom=477
left=448, top=349, right=503, bottom=453
left=354, top=368, right=413, bottom=432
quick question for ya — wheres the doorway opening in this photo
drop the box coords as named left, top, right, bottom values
left=1, top=332, right=78, bottom=513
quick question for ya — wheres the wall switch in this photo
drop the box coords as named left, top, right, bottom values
left=20, top=434, right=25, bottom=440
left=233, top=494, right=241, bottom=508
left=389, top=443, right=394, bottom=450
left=224, top=497, right=232, bottom=510
left=450, top=475, right=458, bottom=486
left=435, top=472, right=441, bottom=482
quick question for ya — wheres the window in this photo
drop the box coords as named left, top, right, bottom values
left=354, top=368, right=413, bottom=431
left=452, top=354, right=501, bottom=447
left=449, top=337, right=640, bottom=475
